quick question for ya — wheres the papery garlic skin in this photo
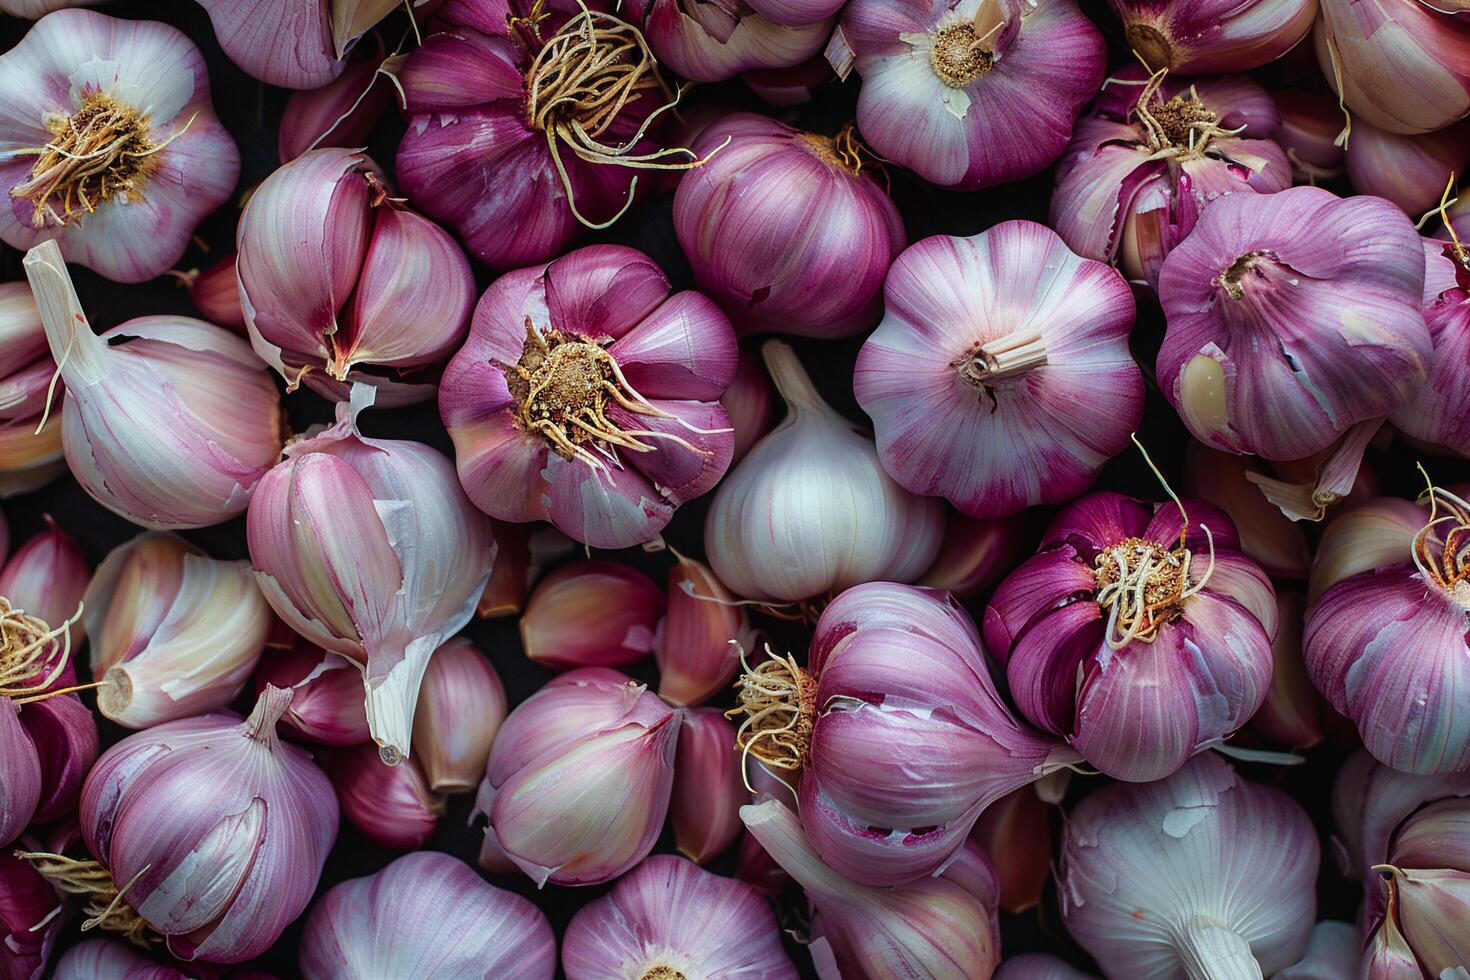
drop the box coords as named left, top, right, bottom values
left=841, top=0, right=1105, bottom=190
left=196, top=0, right=345, bottom=89
left=328, top=742, right=444, bottom=849
left=674, top=113, right=905, bottom=339
left=563, top=854, right=798, bottom=979
left=0, top=10, right=239, bottom=282
left=707, top=341, right=943, bottom=603
left=249, top=386, right=492, bottom=765
left=519, top=561, right=665, bottom=671
left=771, top=583, right=1081, bottom=885
left=1346, top=120, right=1470, bottom=216
left=1304, top=487, right=1470, bottom=774
left=0, top=283, right=64, bottom=499
left=412, top=637, right=505, bottom=793
left=1389, top=239, right=1470, bottom=456
left=84, top=533, right=272, bottom=729
left=1106, top=0, right=1318, bottom=74
left=743, top=798, right=1000, bottom=980
left=1272, top=89, right=1347, bottom=183
left=671, top=708, right=746, bottom=864
left=476, top=668, right=680, bottom=886
left=441, top=245, right=738, bottom=549
left=985, top=492, right=1275, bottom=782
left=1057, top=753, right=1319, bottom=979
left=24, top=241, right=285, bottom=530
left=1157, top=186, right=1430, bottom=460
left=1052, top=71, right=1290, bottom=292
left=1314, top=0, right=1470, bottom=135
left=79, top=687, right=339, bottom=964
left=238, top=147, right=475, bottom=407
left=180, top=252, right=247, bottom=334
left=300, top=851, right=556, bottom=980
left=627, top=0, right=832, bottom=83
left=857, top=221, right=1140, bottom=517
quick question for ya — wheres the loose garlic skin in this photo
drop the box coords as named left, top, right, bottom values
left=705, top=340, right=943, bottom=604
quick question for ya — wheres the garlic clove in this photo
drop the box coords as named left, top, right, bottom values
left=198, top=0, right=344, bottom=88
left=86, top=533, right=273, bottom=729
left=1249, top=591, right=1329, bottom=751
left=721, top=349, right=775, bottom=463
left=17, top=688, right=98, bottom=825
left=631, top=0, right=832, bottom=83
left=0, top=847, right=61, bottom=979
left=521, top=561, right=665, bottom=671
left=1182, top=443, right=1312, bottom=581
left=182, top=252, right=248, bottom=334
left=1389, top=798, right=1470, bottom=871
left=0, top=700, right=40, bottom=846
left=656, top=552, right=748, bottom=708
left=328, top=742, right=445, bottom=850
left=671, top=708, right=745, bottom=864
left=0, top=410, right=64, bottom=500
left=52, top=939, right=181, bottom=979
left=735, top=828, right=787, bottom=897
left=1273, top=89, right=1348, bottom=184
left=604, top=292, right=739, bottom=401
left=561, top=854, right=799, bottom=979
left=412, top=638, right=505, bottom=794
left=970, top=786, right=1053, bottom=914
left=1363, top=904, right=1427, bottom=980
left=1346, top=119, right=1470, bottom=216
left=253, top=637, right=371, bottom=746
left=1106, top=0, right=1318, bottom=74
left=280, top=46, right=399, bottom=163
left=1307, top=497, right=1423, bottom=601
left=0, top=516, right=87, bottom=632
left=918, top=512, right=1026, bottom=599
left=1386, top=866, right=1470, bottom=972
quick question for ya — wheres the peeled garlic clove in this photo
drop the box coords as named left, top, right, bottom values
left=969, top=786, right=1052, bottom=914
left=182, top=251, right=247, bottom=334
left=918, top=512, right=1026, bottom=600
left=78, top=686, right=339, bottom=963
left=328, top=742, right=445, bottom=850
left=0, top=701, right=40, bottom=846
left=1248, top=591, right=1329, bottom=751
left=412, top=637, right=505, bottom=794
left=299, top=851, right=556, bottom=980
left=1308, top=496, right=1424, bottom=601
left=238, top=147, right=476, bottom=408
left=0, top=847, right=61, bottom=979
left=0, top=516, right=87, bottom=630
left=520, top=561, right=665, bottom=671
left=248, top=385, right=493, bottom=765
left=1106, top=0, right=1317, bottom=74
left=198, top=0, right=344, bottom=88
left=1273, top=89, right=1348, bottom=183
left=84, top=533, right=272, bottom=729
left=482, top=668, right=680, bottom=886
left=656, top=553, right=747, bottom=707
left=1315, top=0, right=1470, bottom=135
left=743, top=798, right=999, bottom=979
left=671, top=708, right=745, bottom=864
left=626, top=0, right=831, bottom=84
left=995, top=954, right=1098, bottom=979
left=1346, top=120, right=1470, bottom=215
left=1157, top=186, right=1431, bottom=460
left=1182, top=443, right=1312, bottom=582
left=1057, top=754, right=1320, bottom=978
left=562, top=854, right=799, bottom=979
left=280, top=46, right=398, bottom=163
left=0, top=11, right=240, bottom=283
left=253, top=634, right=370, bottom=746
left=841, top=0, right=1105, bottom=190
left=708, top=341, right=944, bottom=602
left=857, top=222, right=1142, bottom=517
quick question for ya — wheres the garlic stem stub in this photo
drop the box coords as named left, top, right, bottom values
left=1157, top=185, right=1431, bottom=461
left=856, top=220, right=1141, bottom=518
left=839, top=0, right=1106, bottom=190
left=440, top=243, right=738, bottom=549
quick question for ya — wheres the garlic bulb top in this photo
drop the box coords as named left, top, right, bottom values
left=23, top=241, right=285, bottom=530
left=0, top=10, right=240, bottom=283
left=1157, top=186, right=1430, bottom=461
left=706, top=340, right=944, bottom=603
left=1057, top=753, right=1319, bottom=978
left=856, top=220, right=1141, bottom=518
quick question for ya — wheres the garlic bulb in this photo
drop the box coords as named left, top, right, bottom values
left=1156, top=186, right=1430, bottom=460
left=562, top=854, right=799, bottom=978
left=84, top=533, right=272, bottom=729
left=300, top=851, right=556, bottom=980
left=0, top=10, right=239, bottom=283
left=1105, top=0, right=1318, bottom=74
left=247, top=385, right=493, bottom=765
left=76, top=686, right=338, bottom=963
left=706, top=340, right=943, bottom=603
left=1314, top=0, right=1470, bottom=135
left=24, top=241, right=285, bottom=530
left=1057, top=753, right=1319, bottom=978
left=855, top=220, right=1141, bottom=517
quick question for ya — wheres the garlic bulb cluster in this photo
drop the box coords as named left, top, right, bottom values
left=1057, top=753, right=1320, bottom=978
left=706, top=341, right=944, bottom=603
left=248, top=386, right=493, bottom=765
left=856, top=220, right=1141, bottom=517
left=84, top=532, right=272, bottom=729
left=24, top=241, right=285, bottom=530
left=0, top=10, right=240, bottom=283
left=299, top=851, right=557, bottom=979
